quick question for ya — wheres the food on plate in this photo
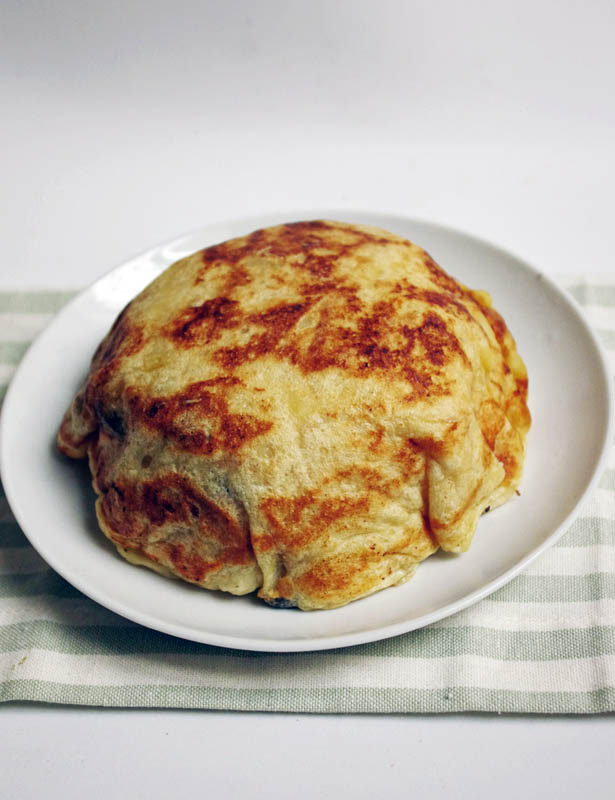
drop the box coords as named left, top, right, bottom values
left=58, top=220, right=530, bottom=610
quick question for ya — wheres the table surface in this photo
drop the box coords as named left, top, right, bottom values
left=2, top=1, right=614, bottom=797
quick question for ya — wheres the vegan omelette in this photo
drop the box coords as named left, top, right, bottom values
left=58, top=220, right=530, bottom=610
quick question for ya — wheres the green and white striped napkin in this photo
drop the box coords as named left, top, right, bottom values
left=0, top=283, right=613, bottom=713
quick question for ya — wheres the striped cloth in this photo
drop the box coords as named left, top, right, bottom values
left=0, top=283, right=613, bottom=713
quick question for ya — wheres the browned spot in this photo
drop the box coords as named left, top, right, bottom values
left=293, top=552, right=377, bottom=601
left=289, top=305, right=463, bottom=395
left=423, top=254, right=467, bottom=296
left=394, top=438, right=426, bottom=476
left=481, top=304, right=508, bottom=344
left=401, top=283, right=473, bottom=320
left=368, top=427, right=385, bottom=452
left=415, top=312, right=469, bottom=367
left=163, top=542, right=214, bottom=583
left=167, top=224, right=469, bottom=393
left=167, top=297, right=239, bottom=344
left=478, top=399, right=506, bottom=450
left=84, top=303, right=145, bottom=412
left=260, top=489, right=371, bottom=552
left=259, top=465, right=394, bottom=555
left=250, top=530, right=277, bottom=553
left=497, top=451, right=517, bottom=481
left=88, top=436, right=110, bottom=491
left=98, top=473, right=254, bottom=578
left=325, top=465, right=395, bottom=497
left=93, top=304, right=145, bottom=365
left=273, top=575, right=294, bottom=600
left=57, top=393, right=96, bottom=458
left=222, top=265, right=251, bottom=294
left=196, top=220, right=396, bottom=283
left=409, top=435, right=447, bottom=460
left=197, top=227, right=270, bottom=276
left=213, top=301, right=312, bottom=367
left=314, top=308, right=460, bottom=392
left=515, top=376, right=528, bottom=400
left=128, top=380, right=272, bottom=456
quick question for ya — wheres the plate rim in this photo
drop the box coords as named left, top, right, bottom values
left=1, top=210, right=613, bottom=652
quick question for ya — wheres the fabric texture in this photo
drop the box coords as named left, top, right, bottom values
left=0, top=281, right=613, bottom=713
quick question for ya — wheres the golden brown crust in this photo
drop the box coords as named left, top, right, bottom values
left=58, top=220, right=530, bottom=610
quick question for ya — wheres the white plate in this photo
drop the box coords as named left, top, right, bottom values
left=1, top=212, right=613, bottom=652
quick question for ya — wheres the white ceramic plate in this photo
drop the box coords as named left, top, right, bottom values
left=2, top=212, right=613, bottom=652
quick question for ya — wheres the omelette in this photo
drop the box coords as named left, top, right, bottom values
left=58, top=220, right=530, bottom=610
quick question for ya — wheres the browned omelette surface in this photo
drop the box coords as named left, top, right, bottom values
left=58, top=221, right=530, bottom=610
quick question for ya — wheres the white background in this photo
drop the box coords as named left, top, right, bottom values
left=1, top=1, right=614, bottom=797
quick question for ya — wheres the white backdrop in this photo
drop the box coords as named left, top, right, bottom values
left=2, top=0, right=614, bottom=287
left=2, top=2, right=614, bottom=798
